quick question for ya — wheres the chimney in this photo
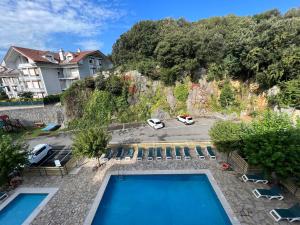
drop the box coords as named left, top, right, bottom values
left=59, top=48, right=65, bottom=61
left=77, top=48, right=81, bottom=53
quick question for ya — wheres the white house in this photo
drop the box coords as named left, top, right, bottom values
left=0, top=46, right=113, bottom=98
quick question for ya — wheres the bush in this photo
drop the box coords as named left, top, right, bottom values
left=72, top=127, right=111, bottom=166
left=271, top=79, right=300, bottom=109
left=43, top=94, right=61, bottom=105
left=174, top=82, right=189, bottom=102
left=219, top=81, right=235, bottom=107
left=0, top=135, right=27, bottom=186
left=137, top=60, right=159, bottom=80
left=95, top=73, right=106, bottom=90
left=242, top=111, right=300, bottom=179
left=18, top=91, right=33, bottom=99
left=209, top=121, right=245, bottom=161
left=105, top=75, right=123, bottom=96
left=0, top=88, right=8, bottom=100
left=160, top=66, right=180, bottom=86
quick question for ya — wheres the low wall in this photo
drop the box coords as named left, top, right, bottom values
left=0, top=105, right=64, bottom=126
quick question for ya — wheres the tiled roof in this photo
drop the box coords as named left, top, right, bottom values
left=11, top=46, right=99, bottom=64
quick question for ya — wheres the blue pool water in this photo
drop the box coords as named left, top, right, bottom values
left=0, top=193, right=48, bottom=225
left=92, top=174, right=232, bottom=225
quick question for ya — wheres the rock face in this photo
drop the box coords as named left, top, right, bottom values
left=166, top=87, right=176, bottom=111
left=151, top=109, right=171, bottom=120
left=187, top=79, right=214, bottom=116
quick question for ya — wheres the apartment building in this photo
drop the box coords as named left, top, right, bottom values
left=0, top=46, right=112, bottom=98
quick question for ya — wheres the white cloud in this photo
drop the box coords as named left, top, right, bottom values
left=0, top=0, right=124, bottom=54
left=77, top=40, right=104, bottom=50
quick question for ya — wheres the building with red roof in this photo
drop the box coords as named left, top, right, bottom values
left=0, top=46, right=112, bottom=98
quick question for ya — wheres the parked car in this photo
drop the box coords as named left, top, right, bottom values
left=28, top=144, right=52, bottom=165
left=177, top=115, right=194, bottom=125
left=147, top=118, right=164, bottom=129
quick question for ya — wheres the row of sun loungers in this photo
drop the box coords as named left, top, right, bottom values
left=102, top=147, right=135, bottom=161
left=137, top=146, right=216, bottom=161
left=242, top=173, right=300, bottom=222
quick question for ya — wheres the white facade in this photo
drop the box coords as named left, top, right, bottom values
left=0, top=46, right=112, bottom=98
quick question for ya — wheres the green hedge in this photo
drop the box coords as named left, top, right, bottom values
left=0, top=94, right=61, bottom=106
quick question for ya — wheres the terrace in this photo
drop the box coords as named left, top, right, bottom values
left=8, top=144, right=298, bottom=225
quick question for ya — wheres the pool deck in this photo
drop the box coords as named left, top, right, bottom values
left=16, top=155, right=299, bottom=225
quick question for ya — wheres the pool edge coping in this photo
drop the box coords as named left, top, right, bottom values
left=0, top=187, right=59, bottom=225
left=83, top=169, right=241, bottom=225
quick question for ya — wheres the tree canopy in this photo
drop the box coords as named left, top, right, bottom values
left=72, top=127, right=111, bottom=166
left=0, top=135, right=27, bottom=186
left=112, top=9, right=300, bottom=88
left=209, top=111, right=300, bottom=180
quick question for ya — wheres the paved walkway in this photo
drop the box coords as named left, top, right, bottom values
left=17, top=156, right=299, bottom=225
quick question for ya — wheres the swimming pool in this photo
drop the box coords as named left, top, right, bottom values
left=86, top=171, right=239, bottom=225
left=0, top=188, right=58, bottom=225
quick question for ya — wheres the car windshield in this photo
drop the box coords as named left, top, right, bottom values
left=155, top=121, right=162, bottom=124
left=187, top=117, right=193, bottom=120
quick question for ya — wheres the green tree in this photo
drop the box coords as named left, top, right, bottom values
left=209, top=121, right=245, bottom=161
left=242, top=111, right=300, bottom=179
left=0, top=135, right=27, bottom=185
left=219, top=81, right=235, bottom=107
left=72, top=128, right=111, bottom=166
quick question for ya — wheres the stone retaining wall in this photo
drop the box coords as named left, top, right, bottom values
left=0, top=105, right=64, bottom=126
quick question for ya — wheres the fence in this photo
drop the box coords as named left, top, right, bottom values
left=228, top=151, right=262, bottom=174
left=24, top=152, right=82, bottom=177
left=281, top=179, right=300, bottom=199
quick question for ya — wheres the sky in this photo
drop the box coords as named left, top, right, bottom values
left=0, top=0, right=299, bottom=59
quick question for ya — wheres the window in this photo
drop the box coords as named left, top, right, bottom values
left=29, top=68, right=35, bottom=76
left=34, top=68, right=40, bottom=76
left=32, top=81, right=41, bottom=89
left=89, top=58, right=94, bottom=64
left=34, top=146, right=46, bottom=156
left=98, top=59, right=102, bottom=66
left=6, top=86, right=11, bottom=92
left=45, top=55, right=53, bottom=61
left=27, top=81, right=33, bottom=89
left=22, top=69, right=29, bottom=76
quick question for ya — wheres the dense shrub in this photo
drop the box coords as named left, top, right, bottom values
left=43, top=94, right=61, bottom=105
left=209, top=111, right=300, bottom=180
left=0, top=88, right=8, bottom=100
left=269, top=79, right=300, bottom=109
left=18, top=91, right=33, bottom=100
left=209, top=121, right=245, bottom=160
left=242, top=111, right=300, bottom=179
left=174, top=82, right=189, bottom=102
left=0, top=135, right=26, bottom=186
left=219, top=81, right=235, bottom=107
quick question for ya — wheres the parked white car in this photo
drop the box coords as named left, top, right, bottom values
left=177, top=115, right=194, bottom=125
left=28, top=144, right=52, bottom=165
left=147, top=118, right=164, bottom=129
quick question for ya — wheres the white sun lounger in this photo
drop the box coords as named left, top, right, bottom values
left=252, top=186, right=283, bottom=200
left=241, top=174, right=268, bottom=184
